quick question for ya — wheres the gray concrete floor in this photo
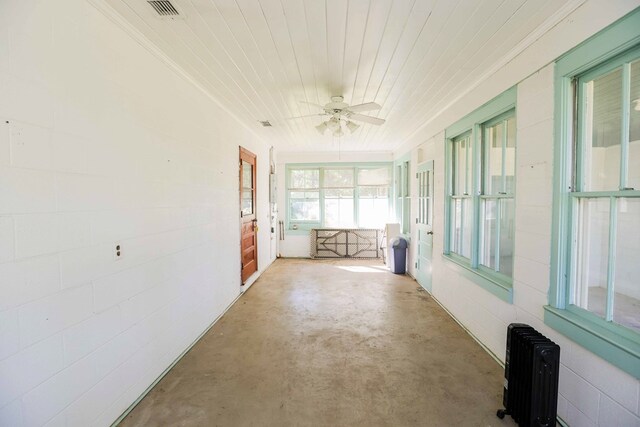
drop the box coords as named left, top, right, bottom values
left=119, top=259, right=516, bottom=427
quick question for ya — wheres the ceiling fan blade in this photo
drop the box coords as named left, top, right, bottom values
left=348, top=113, right=385, bottom=125
left=298, top=101, right=326, bottom=110
left=347, top=102, right=381, bottom=113
left=284, top=113, right=327, bottom=120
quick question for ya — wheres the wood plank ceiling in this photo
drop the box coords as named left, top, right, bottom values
left=105, top=0, right=575, bottom=152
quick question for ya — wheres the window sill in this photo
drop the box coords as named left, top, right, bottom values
left=544, top=306, right=640, bottom=378
left=285, top=228, right=312, bottom=236
left=442, top=254, right=513, bottom=303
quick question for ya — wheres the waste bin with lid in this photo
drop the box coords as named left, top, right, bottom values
left=389, top=237, right=408, bottom=274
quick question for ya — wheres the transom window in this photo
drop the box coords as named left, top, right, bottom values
left=286, top=164, right=391, bottom=230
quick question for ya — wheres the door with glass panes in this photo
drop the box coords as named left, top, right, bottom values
left=416, top=161, right=434, bottom=291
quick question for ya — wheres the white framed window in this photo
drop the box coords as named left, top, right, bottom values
left=288, top=168, right=320, bottom=223
left=286, top=164, right=392, bottom=230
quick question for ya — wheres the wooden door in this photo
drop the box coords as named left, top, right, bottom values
left=240, top=147, right=258, bottom=283
left=416, top=161, right=434, bottom=292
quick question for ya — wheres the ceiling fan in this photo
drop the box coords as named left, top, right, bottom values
left=289, top=96, right=385, bottom=137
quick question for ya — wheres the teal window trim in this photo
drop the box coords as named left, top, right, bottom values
left=548, top=8, right=640, bottom=379
left=393, top=154, right=411, bottom=237
left=442, top=253, right=513, bottom=303
left=285, top=162, right=392, bottom=234
left=443, top=87, right=516, bottom=302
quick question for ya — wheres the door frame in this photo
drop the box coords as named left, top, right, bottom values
left=416, top=160, right=434, bottom=292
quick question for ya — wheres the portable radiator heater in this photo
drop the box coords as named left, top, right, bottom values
left=496, top=323, right=560, bottom=426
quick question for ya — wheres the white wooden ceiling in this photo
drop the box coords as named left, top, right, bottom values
left=105, top=0, right=575, bottom=152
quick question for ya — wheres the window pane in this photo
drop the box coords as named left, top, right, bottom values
left=242, top=161, right=252, bottom=190
left=451, top=198, right=472, bottom=258
left=483, top=117, right=516, bottom=196
left=629, top=60, right=640, bottom=191
left=290, top=199, right=319, bottom=221
left=324, top=198, right=354, bottom=227
left=290, top=169, right=319, bottom=189
left=241, top=190, right=253, bottom=215
left=358, top=168, right=390, bottom=186
left=505, top=117, right=516, bottom=194
left=499, top=198, right=515, bottom=277
left=480, top=199, right=497, bottom=270
left=453, top=136, right=470, bottom=195
left=480, top=198, right=514, bottom=277
left=613, top=197, right=640, bottom=331
left=324, top=169, right=354, bottom=188
left=290, top=170, right=304, bottom=188
left=484, top=123, right=504, bottom=195
left=574, top=198, right=610, bottom=319
left=583, top=68, right=622, bottom=191
left=358, top=198, right=389, bottom=228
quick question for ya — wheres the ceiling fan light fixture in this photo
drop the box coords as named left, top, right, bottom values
left=327, top=118, right=341, bottom=131
left=346, top=121, right=360, bottom=133
left=334, top=128, right=344, bottom=137
left=315, top=122, right=328, bottom=134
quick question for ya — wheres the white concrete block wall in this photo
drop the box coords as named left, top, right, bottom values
left=395, top=2, right=640, bottom=426
left=0, top=0, right=273, bottom=425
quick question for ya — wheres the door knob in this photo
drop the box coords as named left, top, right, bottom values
left=427, top=231, right=433, bottom=235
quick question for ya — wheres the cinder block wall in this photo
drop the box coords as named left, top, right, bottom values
left=0, top=0, right=273, bottom=425
left=394, top=2, right=640, bottom=425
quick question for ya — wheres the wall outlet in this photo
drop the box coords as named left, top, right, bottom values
left=114, top=243, right=122, bottom=260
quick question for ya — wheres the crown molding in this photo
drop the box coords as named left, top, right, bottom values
left=398, top=0, right=587, bottom=151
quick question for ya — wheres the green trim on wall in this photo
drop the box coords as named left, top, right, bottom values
left=393, top=153, right=412, bottom=237
left=547, top=7, right=640, bottom=379
left=442, top=254, right=513, bottom=303
left=544, top=307, right=640, bottom=378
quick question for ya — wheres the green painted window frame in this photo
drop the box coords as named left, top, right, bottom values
left=285, top=162, right=392, bottom=234
left=393, top=156, right=411, bottom=236
left=547, top=8, right=640, bottom=379
left=443, top=87, right=517, bottom=303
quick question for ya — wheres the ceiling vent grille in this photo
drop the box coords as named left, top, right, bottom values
left=148, top=1, right=180, bottom=17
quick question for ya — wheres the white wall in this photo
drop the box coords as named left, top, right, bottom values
left=0, top=0, right=274, bottom=425
left=276, top=151, right=393, bottom=257
left=394, top=2, right=640, bottom=426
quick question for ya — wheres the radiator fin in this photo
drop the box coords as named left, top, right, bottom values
left=498, top=323, right=560, bottom=427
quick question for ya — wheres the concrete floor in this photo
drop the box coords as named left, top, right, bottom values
left=119, top=259, right=516, bottom=427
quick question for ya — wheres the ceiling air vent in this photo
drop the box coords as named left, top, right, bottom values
left=148, top=1, right=180, bottom=17
left=259, top=121, right=272, bottom=127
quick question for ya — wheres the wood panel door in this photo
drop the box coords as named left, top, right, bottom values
left=240, top=147, right=258, bottom=283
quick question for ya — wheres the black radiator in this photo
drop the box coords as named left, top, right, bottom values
left=497, top=323, right=560, bottom=427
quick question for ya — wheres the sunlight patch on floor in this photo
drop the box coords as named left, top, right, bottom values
left=336, top=265, right=386, bottom=273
